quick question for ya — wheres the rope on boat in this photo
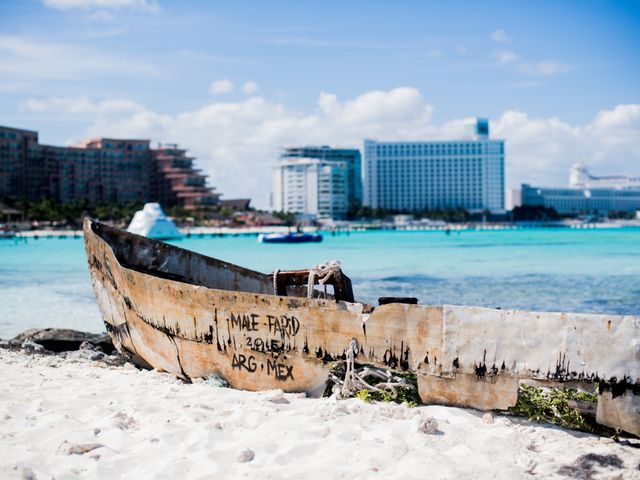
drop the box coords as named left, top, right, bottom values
left=307, top=260, right=342, bottom=299
left=272, top=261, right=339, bottom=298
left=330, top=338, right=415, bottom=399
left=272, top=269, right=280, bottom=295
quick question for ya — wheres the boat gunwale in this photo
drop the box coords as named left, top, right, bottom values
left=85, top=217, right=367, bottom=310
left=88, top=218, right=270, bottom=286
left=86, top=218, right=639, bottom=321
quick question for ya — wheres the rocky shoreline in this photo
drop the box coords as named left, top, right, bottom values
left=0, top=328, right=127, bottom=365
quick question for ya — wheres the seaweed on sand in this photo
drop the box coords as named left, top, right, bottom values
left=507, top=384, right=614, bottom=435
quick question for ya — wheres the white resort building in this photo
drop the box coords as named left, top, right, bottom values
left=273, top=156, right=348, bottom=220
left=521, top=163, right=640, bottom=215
left=363, top=118, right=505, bottom=213
left=569, top=162, right=640, bottom=190
left=279, top=147, right=362, bottom=210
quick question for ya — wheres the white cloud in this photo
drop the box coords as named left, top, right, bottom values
left=494, top=105, right=640, bottom=187
left=88, top=10, right=115, bottom=21
left=590, top=104, right=640, bottom=131
left=242, top=81, right=259, bottom=95
left=492, top=50, right=571, bottom=78
left=489, top=31, right=570, bottom=78
left=587, top=104, right=640, bottom=149
left=271, top=37, right=432, bottom=50
left=33, top=88, right=639, bottom=209
left=0, top=35, right=156, bottom=82
left=496, top=50, right=520, bottom=64
left=491, top=29, right=510, bottom=43
left=0, top=81, right=38, bottom=93
left=493, top=112, right=581, bottom=186
left=43, top=0, right=159, bottom=12
left=518, top=60, right=572, bottom=77
left=506, top=80, right=545, bottom=89
left=209, top=79, right=234, bottom=95
left=20, top=95, right=145, bottom=116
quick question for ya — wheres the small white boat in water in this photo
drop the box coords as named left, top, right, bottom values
left=127, top=203, right=182, bottom=240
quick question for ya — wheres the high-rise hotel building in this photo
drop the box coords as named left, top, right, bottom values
left=363, top=119, right=505, bottom=213
left=273, top=155, right=348, bottom=220
left=280, top=147, right=362, bottom=209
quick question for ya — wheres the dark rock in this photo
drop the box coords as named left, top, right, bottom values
left=61, top=347, right=107, bottom=362
left=21, top=340, right=46, bottom=353
left=558, top=453, right=624, bottom=480
left=79, top=340, right=103, bottom=352
left=3, top=328, right=115, bottom=354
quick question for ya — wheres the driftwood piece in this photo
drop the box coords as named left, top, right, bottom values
left=567, top=399, right=597, bottom=418
left=597, top=388, right=640, bottom=436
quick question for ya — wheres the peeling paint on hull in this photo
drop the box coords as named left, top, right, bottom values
left=83, top=218, right=640, bottom=436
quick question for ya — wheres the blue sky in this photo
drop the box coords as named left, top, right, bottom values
left=1, top=0, right=639, bottom=205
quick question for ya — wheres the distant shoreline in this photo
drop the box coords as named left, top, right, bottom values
left=11, top=219, right=640, bottom=239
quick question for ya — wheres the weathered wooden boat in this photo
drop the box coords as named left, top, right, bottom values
left=83, top=218, right=639, bottom=436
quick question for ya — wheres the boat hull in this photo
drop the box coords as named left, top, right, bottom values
left=84, top=218, right=640, bottom=436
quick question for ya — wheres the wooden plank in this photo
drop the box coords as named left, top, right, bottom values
left=597, top=389, right=640, bottom=436
left=418, top=373, right=519, bottom=411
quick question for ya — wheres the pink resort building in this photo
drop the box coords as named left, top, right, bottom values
left=0, top=125, right=219, bottom=211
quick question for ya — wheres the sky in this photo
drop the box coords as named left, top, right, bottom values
left=1, top=0, right=639, bottom=207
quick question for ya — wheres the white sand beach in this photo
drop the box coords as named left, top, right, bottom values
left=1, top=349, right=638, bottom=480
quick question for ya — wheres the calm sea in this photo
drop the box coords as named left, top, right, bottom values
left=1, top=227, right=639, bottom=338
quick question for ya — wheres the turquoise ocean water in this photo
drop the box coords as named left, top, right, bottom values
left=1, top=227, right=639, bottom=338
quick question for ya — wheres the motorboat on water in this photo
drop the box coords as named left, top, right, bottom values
left=126, top=203, right=182, bottom=240
left=258, top=231, right=323, bottom=243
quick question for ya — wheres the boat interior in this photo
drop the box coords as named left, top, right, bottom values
left=89, top=220, right=357, bottom=302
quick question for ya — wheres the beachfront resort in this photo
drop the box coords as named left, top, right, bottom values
left=1, top=1, right=640, bottom=478
left=1, top=117, right=639, bottom=479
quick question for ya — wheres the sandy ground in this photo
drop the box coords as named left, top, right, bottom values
left=1, top=350, right=638, bottom=480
